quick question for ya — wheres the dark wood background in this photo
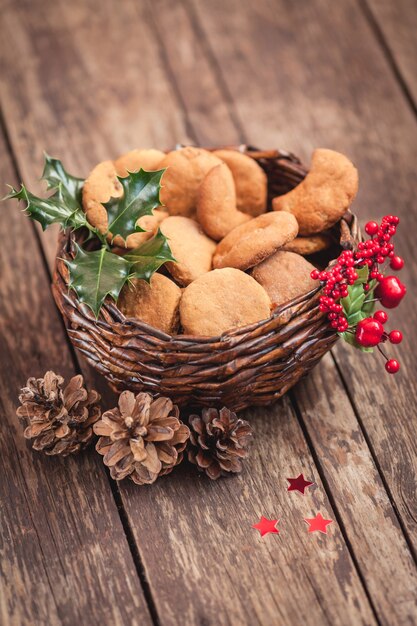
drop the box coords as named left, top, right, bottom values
left=0, top=0, right=416, bottom=624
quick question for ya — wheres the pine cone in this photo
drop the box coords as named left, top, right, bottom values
left=188, top=407, right=253, bottom=480
left=16, top=371, right=101, bottom=456
left=94, top=391, right=189, bottom=485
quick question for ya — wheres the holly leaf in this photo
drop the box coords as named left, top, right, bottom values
left=5, top=154, right=88, bottom=231
left=339, top=265, right=376, bottom=351
left=340, top=265, right=369, bottom=325
left=5, top=184, right=88, bottom=231
left=41, top=153, right=84, bottom=210
left=105, top=169, right=165, bottom=243
left=124, top=230, right=175, bottom=281
left=66, top=244, right=130, bottom=317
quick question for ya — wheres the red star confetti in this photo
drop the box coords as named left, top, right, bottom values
left=287, top=473, right=314, bottom=495
left=252, top=516, right=279, bottom=537
left=304, top=513, right=333, bottom=534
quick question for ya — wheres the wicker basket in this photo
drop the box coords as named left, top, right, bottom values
left=52, top=146, right=360, bottom=412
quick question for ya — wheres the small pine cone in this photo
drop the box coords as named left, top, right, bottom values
left=94, top=391, right=190, bottom=485
left=16, top=371, right=101, bottom=456
left=188, top=407, right=253, bottom=480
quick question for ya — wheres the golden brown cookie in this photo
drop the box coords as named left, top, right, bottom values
left=282, top=234, right=331, bottom=255
left=82, top=160, right=123, bottom=235
left=213, top=212, right=298, bottom=270
left=251, top=251, right=318, bottom=309
left=83, top=160, right=167, bottom=249
left=213, top=149, right=267, bottom=216
left=197, top=163, right=251, bottom=241
left=114, top=149, right=165, bottom=177
left=272, top=149, right=358, bottom=235
left=161, top=216, right=216, bottom=286
left=159, top=147, right=222, bottom=217
left=180, top=268, right=271, bottom=336
left=118, top=274, right=181, bottom=334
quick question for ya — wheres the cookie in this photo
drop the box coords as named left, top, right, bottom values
left=161, top=216, right=216, bottom=286
left=282, top=234, right=331, bottom=255
left=159, top=147, right=222, bottom=217
left=197, top=163, right=251, bottom=241
left=114, top=149, right=165, bottom=177
left=272, top=149, right=358, bottom=235
left=251, top=251, right=318, bottom=309
left=213, top=149, right=267, bottom=216
left=82, top=160, right=123, bottom=235
left=119, top=208, right=169, bottom=249
left=180, top=268, right=271, bottom=336
left=213, top=212, right=298, bottom=270
left=118, top=273, right=181, bottom=334
left=83, top=160, right=167, bottom=249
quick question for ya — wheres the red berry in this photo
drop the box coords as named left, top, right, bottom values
left=311, top=269, right=320, bottom=280
left=389, top=330, right=403, bottom=344
left=385, top=359, right=400, bottom=374
left=390, top=256, right=404, bottom=271
left=375, top=276, right=407, bottom=308
left=373, top=310, right=388, bottom=324
left=355, top=317, right=384, bottom=347
left=365, top=221, right=379, bottom=236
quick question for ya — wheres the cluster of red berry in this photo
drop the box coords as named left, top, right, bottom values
left=311, top=215, right=406, bottom=374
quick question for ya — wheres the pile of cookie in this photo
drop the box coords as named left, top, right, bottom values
left=82, top=147, right=358, bottom=336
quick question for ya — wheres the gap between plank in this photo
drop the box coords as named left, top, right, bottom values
left=107, top=478, right=162, bottom=626
left=180, top=0, right=248, bottom=142
left=289, top=388, right=383, bottom=626
left=0, top=105, right=162, bottom=626
left=330, top=351, right=417, bottom=567
left=143, top=0, right=196, bottom=144
left=357, top=0, right=417, bottom=118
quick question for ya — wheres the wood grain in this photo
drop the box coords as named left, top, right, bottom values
left=186, top=0, right=417, bottom=529
left=362, top=0, right=417, bottom=108
left=0, top=0, right=378, bottom=623
left=152, top=0, right=417, bottom=623
left=0, top=133, right=151, bottom=625
left=1, top=0, right=417, bottom=623
left=294, top=354, right=417, bottom=623
left=123, top=399, right=376, bottom=626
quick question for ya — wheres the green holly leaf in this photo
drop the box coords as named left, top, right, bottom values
left=124, top=230, right=176, bottom=281
left=66, top=244, right=131, bottom=317
left=105, top=169, right=165, bottom=243
left=41, top=153, right=84, bottom=210
left=5, top=184, right=88, bottom=231
left=339, top=265, right=377, bottom=352
left=5, top=154, right=88, bottom=232
left=340, top=265, right=369, bottom=325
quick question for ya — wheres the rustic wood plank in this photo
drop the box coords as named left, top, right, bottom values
left=147, top=0, right=417, bottom=624
left=0, top=0, right=380, bottom=624
left=361, top=0, right=417, bottom=109
left=0, top=133, right=152, bottom=625
left=0, top=0, right=190, bottom=267
left=124, top=399, right=377, bottom=626
left=294, top=354, right=417, bottom=622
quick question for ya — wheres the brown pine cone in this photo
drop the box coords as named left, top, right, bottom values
left=188, top=407, right=253, bottom=480
left=16, top=371, right=101, bottom=456
left=94, top=391, right=189, bottom=485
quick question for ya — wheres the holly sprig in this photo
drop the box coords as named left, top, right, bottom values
left=312, top=215, right=405, bottom=373
left=5, top=155, right=174, bottom=317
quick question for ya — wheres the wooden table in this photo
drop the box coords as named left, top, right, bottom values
left=1, top=1, right=416, bottom=624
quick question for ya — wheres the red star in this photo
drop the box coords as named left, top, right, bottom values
left=304, top=513, right=333, bottom=534
left=252, top=516, right=279, bottom=537
left=287, top=473, right=314, bottom=494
